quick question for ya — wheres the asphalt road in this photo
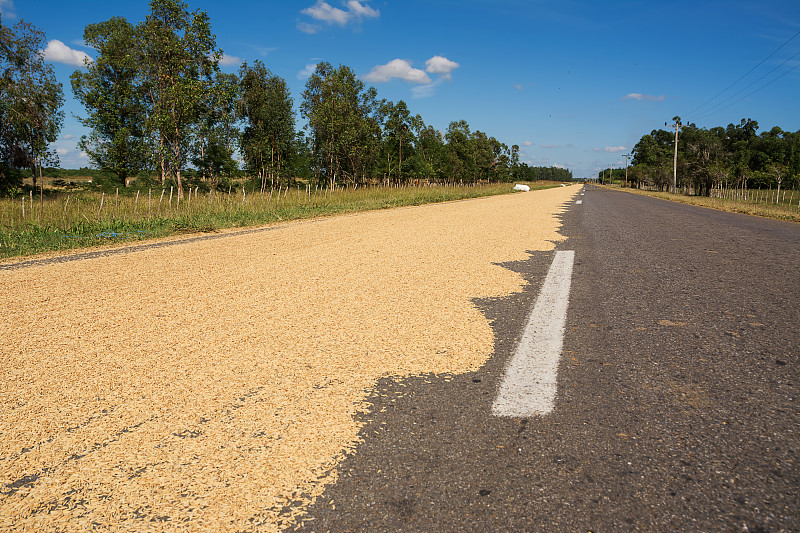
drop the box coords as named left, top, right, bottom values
left=295, top=186, right=799, bottom=532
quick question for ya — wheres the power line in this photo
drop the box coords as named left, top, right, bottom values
left=685, top=29, right=800, bottom=118
left=699, top=60, right=800, bottom=119
left=693, top=48, right=800, bottom=122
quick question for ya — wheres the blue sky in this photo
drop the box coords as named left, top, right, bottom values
left=3, top=0, right=799, bottom=178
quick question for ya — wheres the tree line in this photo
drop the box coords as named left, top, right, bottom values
left=0, top=14, right=64, bottom=190
left=608, top=116, right=800, bottom=195
left=0, top=0, right=572, bottom=197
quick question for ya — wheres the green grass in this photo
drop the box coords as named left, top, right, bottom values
left=0, top=181, right=560, bottom=260
left=604, top=185, right=800, bottom=224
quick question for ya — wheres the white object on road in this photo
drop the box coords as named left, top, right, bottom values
left=492, top=250, right=575, bottom=417
left=513, top=184, right=530, bottom=192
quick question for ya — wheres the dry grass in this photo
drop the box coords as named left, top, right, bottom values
left=0, top=182, right=557, bottom=259
left=1, top=185, right=580, bottom=531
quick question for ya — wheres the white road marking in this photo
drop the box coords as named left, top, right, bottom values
left=575, top=200, right=583, bottom=204
left=492, top=250, right=575, bottom=417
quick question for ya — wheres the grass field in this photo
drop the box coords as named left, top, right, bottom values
left=0, top=181, right=561, bottom=260
left=605, top=185, right=800, bottom=223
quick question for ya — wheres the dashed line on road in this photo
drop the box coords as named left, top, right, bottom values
left=492, top=250, right=575, bottom=417
left=576, top=200, right=583, bottom=204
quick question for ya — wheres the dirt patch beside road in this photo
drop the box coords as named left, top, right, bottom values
left=1, top=185, right=578, bottom=531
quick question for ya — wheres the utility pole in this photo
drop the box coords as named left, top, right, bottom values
left=622, top=153, right=631, bottom=188
left=666, top=117, right=683, bottom=194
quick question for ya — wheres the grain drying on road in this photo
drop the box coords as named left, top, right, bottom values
left=1, top=185, right=579, bottom=531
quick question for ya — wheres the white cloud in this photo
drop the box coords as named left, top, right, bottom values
left=554, top=163, right=566, bottom=169
left=593, top=146, right=627, bottom=153
left=42, top=40, right=93, bottom=67
left=0, top=0, right=15, bottom=18
left=541, top=144, right=562, bottom=149
left=425, top=55, right=460, bottom=79
left=252, top=46, right=277, bottom=57
left=297, top=22, right=322, bottom=34
left=219, top=53, right=241, bottom=67
left=522, top=141, right=533, bottom=147
left=364, top=59, right=431, bottom=84
left=621, top=93, right=664, bottom=101
left=404, top=55, right=460, bottom=98
left=347, top=0, right=379, bottom=18
left=366, top=55, right=459, bottom=98
left=49, top=136, right=90, bottom=168
left=513, top=83, right=523, bottom=90
left=300, top=1, right=379, bottom=30
left=411, top=80, right=441, bottom=99
left=298, top=63, right=319, bottom=80
left=303, top=1, right=350, bottom=24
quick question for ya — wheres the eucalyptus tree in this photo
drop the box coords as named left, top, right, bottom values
left=472, top=130, right=494, bottom=182
left=193, top=71, right=239, bottom=187
left=348, top=102, right=383, bottom=185
left=682, top=126, right=727, bottom=195
left=285, top=130, right=313, bottom=182
left=509, top=144, right=522, bottom=181
left=781, top=130, right=800, bottom=193
left=490, top=137, right=511, bottom=182
left=381, top=99, right=417, bottom=184
left=71, top=17, right=148, bottom=187
left=140, top=0, right=221, bottom=196
left=444, top=120, right=475, bottom=182
left=301, top=62, right=381, bottom=188
left=301, top=62, right=336, bottom=187
left=725, top=118, right=760, bottom=189
left=414, top=122, right=447, bottom=182
left=238, top=60, right=294, bottom=191
left=0, top=15, right=64, bottom=191
left=631, top=130, right=673, bottom=190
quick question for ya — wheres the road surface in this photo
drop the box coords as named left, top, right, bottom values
left=296, top=186, right=799, bottom=532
